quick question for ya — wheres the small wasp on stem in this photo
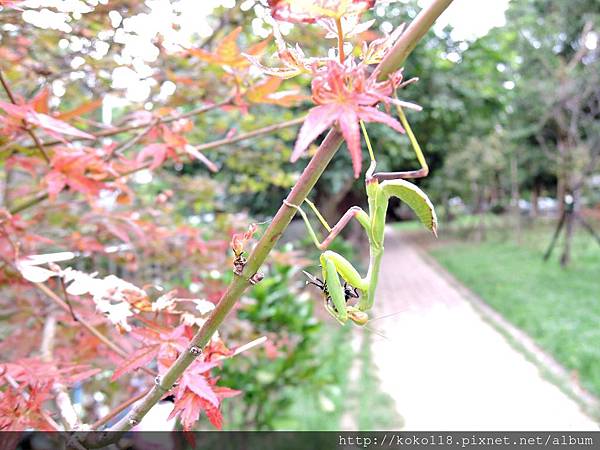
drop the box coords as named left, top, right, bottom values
left=232, top=249, right=247, bottom=276
left=231, top=223, right=258, bottom=276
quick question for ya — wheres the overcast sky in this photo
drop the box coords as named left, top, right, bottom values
left=426, top=0, right=510, bottom=41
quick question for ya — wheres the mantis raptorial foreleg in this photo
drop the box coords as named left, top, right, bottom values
left=284, top=200, right=371, bottom=250
left=367, top=101, right=429, bottom=182
left=283, top=200, right=372, bottom=324
left=288, top=103, right=437, bottom=326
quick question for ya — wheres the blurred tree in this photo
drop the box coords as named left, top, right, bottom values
left=505, top=0, right=600, bottom=265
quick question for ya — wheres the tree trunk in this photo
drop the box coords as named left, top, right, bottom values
left=560, top=189, right=579, bottom=267
left=474, top=184, right=486, bottom=242
left=560, top=210, right=574, bottom=267
left=510, top=154, right=521, bottom=243
left=556, top=174, right=566, bottom=218
left=531, top=182, right=540, bottom=217
left=320, top=176, right=355, bottom=225
left=442, top=191, right=452, bottom=223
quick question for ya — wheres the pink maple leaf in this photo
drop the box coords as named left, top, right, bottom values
left=168, top=366, right=241, bottom=431
left=0, top=100, right=94, bottom=140
left=291, top=60, right=420, bottom=178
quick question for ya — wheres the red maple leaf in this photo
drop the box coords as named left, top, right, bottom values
left=0, top=100, right=94, bottom=141
left=136, top=143, right=172, bottom=171
left=189, top=27, right=270, bottom=69
left=0, top=359, right=100, bottom=430
left=111, top=325, right=189, bottom=380
left=291, top=61, right=421, bottom=178
left=168, top=365, right=241, bottom=431
left=269, top=0, right=375, bottom=23
left=0, top=0, right=24, bottom=10
left=44, top=147, right=113, bottom=200
left=245, top=77, right=307, bottom=107
left=135, top=124, right=216, bottom=172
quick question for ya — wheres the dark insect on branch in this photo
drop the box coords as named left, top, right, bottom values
left=303, top=270, right=360, bottom=313
left=232, top=249, right=247, bottom=276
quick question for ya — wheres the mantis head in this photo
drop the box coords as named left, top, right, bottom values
left=346, top=306, right=369, bottom=326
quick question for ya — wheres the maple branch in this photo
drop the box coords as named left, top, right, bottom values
left=0, top=69, right=51, bottom=163
left=34, top=282, right=156, bottom=377
left=86, top=130, right=344, bottom=445
left=8, top=116, right=305, bottom=216
left=83, top=1, right=454, bottom=445
left=194, top=115, right=306, bottom=153
left=8, top=191, right=49, bottom=215
left=41, top=313, right=81, bottom=431
left=91, top=387, right=152, bottom=430
left=23, top=97, right=233, bottom=149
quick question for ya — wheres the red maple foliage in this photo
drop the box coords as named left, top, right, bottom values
left=0, top=100, right=94, bottom=142
left=269, top=0, right=375, bottom=23
left=0, top=359, right=99, bottom=430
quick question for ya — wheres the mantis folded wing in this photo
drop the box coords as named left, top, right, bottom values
left=285, top=105, right=437, bottom=326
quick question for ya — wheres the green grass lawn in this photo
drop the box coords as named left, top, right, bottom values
left=281, top=324, right=400, bottom=430
left=428, top=218, right=600, bottom=398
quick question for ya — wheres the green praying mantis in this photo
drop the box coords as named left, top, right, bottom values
left=285, top=105, right=438, bottom=326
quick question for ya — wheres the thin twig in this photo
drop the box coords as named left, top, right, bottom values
left=194, top=116, right=305, bottom=153
left=41, top=313, right=81, bottom=431
left=91, top=387, right=152, bottom=430
left=34, top=283, right=127, bottom=358
left=59, top=277, right=77, bottom=321
left=8, top=191, right=49, bottom=215
left=0, top=70, right=51, bottom=163
left=7, top=116, right=305, bottom=216
left=115, top=115, right=306, bottom=178
left=23, top=97, right=233, bottom=149
left=34, top=282, right=157, bottom=377
left=111, top=118, right=160, bottom=157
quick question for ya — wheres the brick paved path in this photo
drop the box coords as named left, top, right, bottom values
left=368, top=231, right=599, bottom=430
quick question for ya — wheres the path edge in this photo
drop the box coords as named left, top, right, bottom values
left=411, top=237, right=600, bottom=426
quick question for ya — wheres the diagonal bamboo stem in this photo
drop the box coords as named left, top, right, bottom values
left=84, top=1, right=454, bottom=445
